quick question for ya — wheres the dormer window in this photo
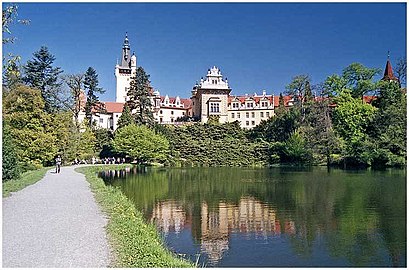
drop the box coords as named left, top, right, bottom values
left=232, top=103, right=239, bottom=109
left=246, top=102, right=254, bottom=108
left=261, top=101, right=268, bottom=107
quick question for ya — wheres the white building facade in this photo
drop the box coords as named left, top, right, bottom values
left=83, top=34, right=279, bottom=131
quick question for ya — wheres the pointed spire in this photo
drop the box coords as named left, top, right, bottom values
left=382, top=51, right=398, bottom=82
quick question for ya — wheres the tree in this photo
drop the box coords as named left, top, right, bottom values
left=63, top=73, right=85, bottom=129
left=127, top=67, right=155, bottom=127
left=117, top=103, right=134, bottom=129
left=2, top=123, right=20, bottom=181
left=322, top=74, right=348, bottom=97
left=2, top=4, right=29, bottom=91
left=112, top=124, right=169, bottom=164
left=301, top=100, right=342, bottom=165
left=93, top=128, right=113, bottom=155
left=342, top=63, right=380, bottom=99
left=3, top=84, right=57, bottom=169
left=371, top=81, right=406, bottom=167
left=285, top=74, right=311, bottom=105
left=394, top=57, right=406, bottom=87
left=84, top=67, right=105, bottom=128
left=23, top=46, right=64, bottom=113
left=2, top=4, right=29, bottom=45
left=332, top=89, right=376, bottom=166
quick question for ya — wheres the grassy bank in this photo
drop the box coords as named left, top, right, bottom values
left=3, top=167, right=52, bottom=198
left=76, top=165, right=194, bottom=268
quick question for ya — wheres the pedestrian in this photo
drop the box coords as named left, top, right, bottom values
left=55, top=155, right=62, bottom=173
left=92, top=156, right=96, bottom=165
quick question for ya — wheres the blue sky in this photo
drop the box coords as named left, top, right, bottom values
left=3, top=2, right=406, bottom=102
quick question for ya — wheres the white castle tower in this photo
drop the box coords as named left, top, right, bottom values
left=115, top=33, right=137, bottom=103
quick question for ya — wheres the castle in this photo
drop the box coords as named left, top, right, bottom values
left=85, top=34, right=395, bottom=131
left=83, top=34, right=284, bottom=130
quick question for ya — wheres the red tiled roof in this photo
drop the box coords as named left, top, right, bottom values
left=382, top=60, right=399, bottom=82
left=160, top=96, right=192, bottom=108
left=273, top=95, right=293, bottom=107
left=104, top=102, right=125, bottom=113
left=228, top=95, right=274, bottom=105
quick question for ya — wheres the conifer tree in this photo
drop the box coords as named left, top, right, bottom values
left=127, top=67, right=155, bottom=127
left=84, top=67, right=105, bottom=128
left=23, top=46, right=63, bottom=113
left=117, top=103, right=134, bottom=129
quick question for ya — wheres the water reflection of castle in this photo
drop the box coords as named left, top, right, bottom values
left=150, top=197, right=295, bottom=264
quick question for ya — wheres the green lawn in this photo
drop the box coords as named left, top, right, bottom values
left=3, top=167, right=52, bottom=198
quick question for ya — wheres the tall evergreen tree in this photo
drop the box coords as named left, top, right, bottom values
left=127, top=67, right=155, bottom=127
left=84, top=67, right=105, bottom=128
left=23, top=46, right=63, bottom=113
left=117, top=103, right=134, bottom=129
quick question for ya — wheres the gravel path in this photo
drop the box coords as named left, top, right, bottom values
left=2, top=165, right=111, bottom=268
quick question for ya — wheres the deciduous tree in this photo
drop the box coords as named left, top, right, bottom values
left=113, top=124, right=169, bottom=163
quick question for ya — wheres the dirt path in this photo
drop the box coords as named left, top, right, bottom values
left=2, top=165, right=111, bottom=267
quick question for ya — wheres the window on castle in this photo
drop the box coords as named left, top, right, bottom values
left=251, top=121, right=255, bottom=125
left=210, top=103, right=220, bottom=113
left=160, top=110, right=163, bottom=114
left=231, top=113, right=235, bottom=118
left=246, top=121, right=249, bottom=126
left=160, top=118, right=163, bottom=123
left=171, top=111, right=174, bottom=115
left=233, top=103, right=239, bottom=108
left=237, top=113, right=240, bottom=118
left=246, top=112, right=249, bottom=118
left=262, top=101, right=268, bottom=107
left=251, top=112, right=255, bottom=118
left=171, top=118, right=174, bottom=123
left=182, top=112, right=185, bottom=115
left=247, top=102, right=254, bottom=108
left=260, top=112, right=264, bottom=118
left=266, top=112, right=270, bottom=118
left=99, top=118, right=103, bottom=123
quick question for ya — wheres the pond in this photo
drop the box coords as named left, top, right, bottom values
left=100, top=166, right=406, bottom=267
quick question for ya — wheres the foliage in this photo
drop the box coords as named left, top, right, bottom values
left=3, top=84, right=58, bottom=169
left=2, top=4, right=29, bottom=44
left=84, top=67, right=105, bottom=128
left=126, top=67, right=155, bottom=127
left=23, top=46, right=64, bottom=113
left=2, top=123, right=20, bottom=182
left=322, top=74, right=348, bottom=97
left=394, top=57, right=406, bottom=86
left=93, top=128, right=113, bottom=155
left=370, top=81, right=406, bottom=167
left=249, top=106, right=300, bottom=143
left=113, top=124, right=169, bottom=163
left=162, top=122, right=268, bottom=167
left=341, top=63, right=380, bottom=99
left=281, top=129, right=312, bottom=164
left=3, top=167, right=51, bottom=197
left=76, top=166, right=194, bottom=267
left=285, top=74, right=311, bottom=106
left=332, top=89, right=376, bottom=166
left=117, top=103, right=134, bottom=129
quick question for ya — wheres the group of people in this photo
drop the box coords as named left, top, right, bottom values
left=55, top=155, right=128, bottom=173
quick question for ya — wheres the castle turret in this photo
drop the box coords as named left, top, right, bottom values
left=115, top=33, right=135, bottom=103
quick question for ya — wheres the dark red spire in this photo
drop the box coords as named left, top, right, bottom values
left=382, top=53, right=399, bottom=82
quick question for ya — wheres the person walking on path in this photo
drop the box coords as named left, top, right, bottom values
left=55, top=155, right=62, bottom=173
left=2, top=166, right=111, bottom=267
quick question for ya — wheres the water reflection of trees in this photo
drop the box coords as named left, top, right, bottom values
left=104, top=167, right=406, bottom=267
